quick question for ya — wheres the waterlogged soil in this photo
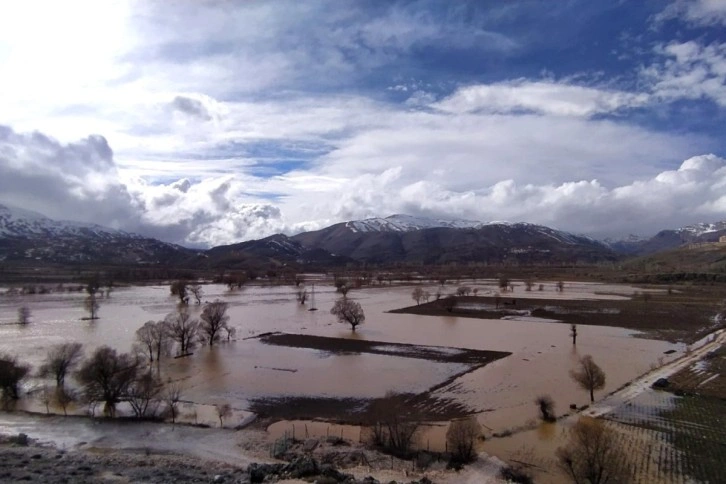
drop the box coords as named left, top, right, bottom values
left=394, top=286, right=724, bottom=343
left=250, top=333, right=510, bottom=421
left=0, top=281, right=684, bottom=433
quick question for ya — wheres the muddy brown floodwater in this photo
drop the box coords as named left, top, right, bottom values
left=0, top=280, right=683, bottom=445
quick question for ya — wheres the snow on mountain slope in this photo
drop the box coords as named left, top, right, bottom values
left=344, top=214, right=597, bottom=246
left=0, top=203, right=137, bottom=238
left=346, top=214, right=484, bottom=233
left=676, top=221, right=726, bottom=237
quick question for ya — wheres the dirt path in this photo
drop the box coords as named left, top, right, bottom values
left=585, top=328, right=726, bottom=418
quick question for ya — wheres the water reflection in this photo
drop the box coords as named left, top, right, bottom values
left=0, top=281, right=681, bottom=432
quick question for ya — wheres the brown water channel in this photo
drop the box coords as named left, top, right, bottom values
left=0, top=280, right=682, bottom=436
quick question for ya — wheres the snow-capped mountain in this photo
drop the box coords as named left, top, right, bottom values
left=0, top=204, right=193, bottom=265
left=293, top=214, right=614, bottom=264
left=0, top=204, right=139, bottom=239
left=346, top=214, right=484, bottom=232
left=676, top=221, right=726, bottom=237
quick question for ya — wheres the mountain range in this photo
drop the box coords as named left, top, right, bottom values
left=1, top=205, right=725, bottom=270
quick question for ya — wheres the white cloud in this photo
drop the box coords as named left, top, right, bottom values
left=642, top=41, right=726, bottom=106
left=656, top=0, right=726, bottom=26
left=433, top=80, right=648, bottom=117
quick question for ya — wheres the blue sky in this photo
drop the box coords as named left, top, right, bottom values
left=0, top=0, right=725, bottom=247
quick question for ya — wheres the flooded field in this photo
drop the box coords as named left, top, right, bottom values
left=0, top=280, right=684, bottom=435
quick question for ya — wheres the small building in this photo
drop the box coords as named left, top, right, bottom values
left=720, top=235, right=726, bottom=244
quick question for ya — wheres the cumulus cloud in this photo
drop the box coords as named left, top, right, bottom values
left=1, top=124, right=725, bottom=245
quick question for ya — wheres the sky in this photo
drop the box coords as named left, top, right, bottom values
left=1, top=0, right=725, bottom=248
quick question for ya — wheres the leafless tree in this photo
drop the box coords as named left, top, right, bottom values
left=335, top=279, right=351, bottom=296
left=535, top=395, right=556, bottom=422
left=164, top=382, right=183, bottom=423
left=447, top=416, right=482, bottom=463
left=472, top=288, right=479, bottom=296
left=188, top=284, right=203, bottom=305
left=330, top=298, right=365, bottom=331
left=296, top=286, right=308, bottom=305
left=216, top=403, right=232, bottom=427
left=422, top=290, right=431, bottom=303
left=294, top=275, right=305, bottom=287
left=84, top=294, right=100, bottom=320
left=456, top=286, right=472, bottom=296
left=224, top=326, right=237, bottom=342
left=38, top=342, right=84, bottom=387
left=557, top=281, right=565, bottom=292
left=165, top=306, right=200, bottom=355
left=0, top=354, right=30, bottom=400
left=412, top=287, right=424, bottom=305
left=57, top=387, right=75, bottom=416
left=438, top=276, right=447, bottom=286
left=366, top=392, right=420, bottom=456
left=39, top=385, right=51, bottom=413
left=557, top=417, right=631, bottom=484
left=525, top=280, right=534, bottom=291
left=200, top=300, right=230, bottom=347
left=135, top=320, right=169, bottom=363
left=570, top=355, right=606, bottom=403
left=570, top=324, right=578, bottom=346
left=498, top=276, right=510, bottom=292
left=76, top=346, right=139, bottom=417
left=17, top=306, right=31, bottom=325
left=170, top=280, right=189, bottom=304
left=127, top=372, right=163, bottom=418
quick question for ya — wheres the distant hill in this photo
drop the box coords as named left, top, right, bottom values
left=291, top=216, right=615, bottom=265
left=606, top=221, right=726, bottom=255
left=0, top=203, right=195, bottom=266
left=621, top=242, right=726, bottom=282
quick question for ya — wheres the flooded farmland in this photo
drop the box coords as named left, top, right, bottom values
left=0, top=280, right=684, bottom=435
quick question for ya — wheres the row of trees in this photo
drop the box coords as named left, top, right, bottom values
left=137, top=300, right=233, bottom=359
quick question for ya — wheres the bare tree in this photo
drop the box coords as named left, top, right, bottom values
left=38, top=342, right=84, bottom=387
left=447, top=416, right=482, bottom=463
left=127, top=372, right=163, bottom=418
left=422, top=290, right=431, bottom=303
left=557, top=417, right=630, bottom=484
left=570, top=355, right=606, bottom=403
left=17, top=306, right=31, bottom=325
left=224, top=326, right=237, bottom=342
left=456, top=286, right=472, bottom=296
left=296, top=286, right=308, bottom=305
left=200, top=300, right=230, bottom=347
left=170, top=280, right=189, bottom=304
left=557, top=281, right=565, bottom=292
left=135, top=320, right=169, bottom=363
left=164, top=382, right=183, bottom=423
left=0, top=354, right=31, bottom=400
left=216, top=403, right=232, bottom=427
left=498, top=276, right=510, bottom=292
left=335, top=279, right=351, bottom=296
left=165, top=306, right=200, bottom=355
left=570, top=324, right=578, bottom=346
left=535, top=395, right=556, bottom=422
left=76, top=346, right=139, bottom=417
left=57, top=387, right=75, bottom=416
left=412, top=287, right=424, bottom=305
left=366, top=392, right=420, bottom=456
left=84, top=294, right=100, bottom=320
left=330, top=298, right=365, bottom=332
left=40, top=385, right=52, bottom=414
left=188, top=284, right=203, bottom=305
